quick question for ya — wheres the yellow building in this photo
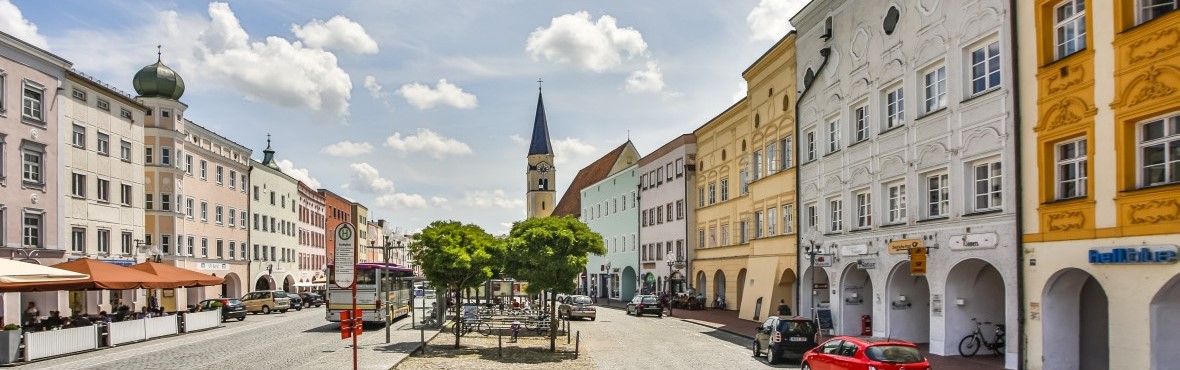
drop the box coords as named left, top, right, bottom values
left=1019, top=2, right=1180, bottom=369
left=692, top=32, right=798, bottom=322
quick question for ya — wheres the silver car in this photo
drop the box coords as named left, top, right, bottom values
left=558, top=295, right=597, bottom=320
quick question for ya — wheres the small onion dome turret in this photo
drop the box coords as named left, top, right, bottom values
left=133, top=58, right=185, bottom=100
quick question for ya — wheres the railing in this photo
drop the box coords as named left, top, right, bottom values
left=183, top=311, right=220, bottom=332
left=145, top=315, right=179, bottom=338
left=25, top=326, right=99, bottom=361
left=108, top=320, right=147, bottom=345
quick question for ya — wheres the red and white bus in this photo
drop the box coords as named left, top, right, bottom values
left=325, top=262, right=414, bottom=323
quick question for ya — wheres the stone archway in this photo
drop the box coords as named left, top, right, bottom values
left=1152, top=274, right=1180, bottom=369
left=222, top=272, right=242, bottom=299
left=255, top=274, right=275, bottom=291
left=771, top=268, right=796, bottom=316
left=696, top=270, right=707, bottom=298
left=1042, top=268, right=1107, bottom=370
left=800, top=266, right=830, bottom=318
left=283, top=274, right=296, bottom=293
left=840, top=263, right=873, bottom=336
left=946, top=258, right=1007, bottom=357
left=886, top=261, right=930, bottom=343
left=713, top=270, right=727, bottom=308
left=736, top=268, right=747, bottom=311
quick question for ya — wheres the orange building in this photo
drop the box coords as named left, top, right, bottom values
left=319, top=189, right=351, bottom=266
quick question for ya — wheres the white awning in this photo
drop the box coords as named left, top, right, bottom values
left=0, top=258, right=89, bottom=283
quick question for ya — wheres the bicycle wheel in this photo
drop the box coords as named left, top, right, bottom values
left=959, top=334, right=981, bottom=357
left=478, top=322, right=494, bottom=336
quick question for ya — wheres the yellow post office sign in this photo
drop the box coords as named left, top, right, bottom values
left=910, top=246, right=928, bottom=276
left=889, top=239, right=923, bottom=254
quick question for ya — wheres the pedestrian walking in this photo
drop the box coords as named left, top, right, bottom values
left=777, top=299, right=792, bottom=316
left=590, top=287, right=598, bottom=303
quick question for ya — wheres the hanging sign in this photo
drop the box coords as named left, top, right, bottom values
left=889, top=239, right=923, bottom=254
left=910, top=247, right=928, bottom=276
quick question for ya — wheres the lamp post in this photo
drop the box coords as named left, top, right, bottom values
left=374, top=232, right=406, bottom=344
left=665, top=254, right=684, bottom=295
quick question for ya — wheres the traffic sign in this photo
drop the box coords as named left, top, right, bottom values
left=334, top=223, right=356, bottom=289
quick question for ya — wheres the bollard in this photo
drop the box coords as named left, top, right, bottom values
left=498, top=329, right=503, bottom=358
left=566, top=320, right=570, bottom=344
left=575, top=331, right=580, bottom=359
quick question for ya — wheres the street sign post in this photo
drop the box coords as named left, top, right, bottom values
left=333, top=223, right=358, bottom=370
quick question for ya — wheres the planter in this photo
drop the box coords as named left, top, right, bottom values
left=0, top=330, right=20, bottom=364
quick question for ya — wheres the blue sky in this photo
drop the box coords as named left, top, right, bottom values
left=2, top=0, right=809, bottom=234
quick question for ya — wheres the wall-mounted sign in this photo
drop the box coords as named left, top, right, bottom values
left=841, top=244, right=869, bottom=257
left=857, top=259, right=876, bottom=269
left=910, top=247, right=927, bottom=276
left=814, top=254, right=834, bottom=267
left=949, top=233, right=998, bottom=250
left=888, top=239, right=922, bottom=254
left=813, top=283, right=829, bottom=290
left=1088, top=245, right=1178, bottom=264
left=198, top=262, right=229, bottom=271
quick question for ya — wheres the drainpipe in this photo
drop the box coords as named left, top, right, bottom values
left=794, top=46, right=832, bottom=316
left=1007, top=0, right=1026, bottom=367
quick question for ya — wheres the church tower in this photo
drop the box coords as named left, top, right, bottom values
left=526, top=85, right=556, bottom=218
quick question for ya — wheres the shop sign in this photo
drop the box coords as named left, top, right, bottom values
left=910, top=247, right=928, bottom=276
left=949, top=233, right=998, bottom=250
left=813, top=283, right=829, bottom=290
left=857, top=259, right=876, bottom=269
left=198, top=262, right=229, bottom=271
left=841, top=244, right=869, bottom=257
left=1088, top=245, right=1178, bottom=264
left=888, top=239, right=922, bottom=254
left=814, top=254, right=834, bottom=267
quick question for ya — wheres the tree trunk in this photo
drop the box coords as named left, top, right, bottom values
left=453, top=288, right=463, bottom=348
left=549, top=289, right=557, bottom=351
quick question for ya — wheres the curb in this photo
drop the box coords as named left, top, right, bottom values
left=387, top=327, right=442, bottom=370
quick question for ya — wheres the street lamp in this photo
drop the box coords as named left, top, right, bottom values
left=665, top=254, right=685, bottom=295
left=374, top=231, right=406, bottom=344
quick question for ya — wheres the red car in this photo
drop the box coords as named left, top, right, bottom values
left=801, top=336, right=929, bottom=370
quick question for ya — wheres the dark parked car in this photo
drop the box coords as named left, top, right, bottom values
left=753, top=316, right=819, bottom=364
left=287, top=293, right=304, bottom=311
left=626, top=295, right=662, bottom=317
left=802, top=336, right=930, bottom=370
left=198, top=298, right=246, bottom=322
left=299, top=292, right=324, bottom=308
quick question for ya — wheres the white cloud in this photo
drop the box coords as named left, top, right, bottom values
left=397, top=79, right=478, bottom=110
left=552, top=137, right=596, bottom=165
left=747, top=0, right=810, bottom=41
left=363, top=75, right=384, bottom=99
left=376, top=193, right=427, bottom=209
left=196, top=2, right=353, bottom=116
left=276, top=159, right=322, bottom=189
left=508, top=134, right=527, bottom=145
left=321, top=140, right=373, bottom=157
left=430, top=197, right=448, bottom=207
left=463, top=190, right=524, bottom=209
left=625, top=61, right=665, bottom=93
left=733, top=80, right=748, bottom=102
left=526, top=11, right=647, bottom=72
left=345, top=162, right=394, bottom=193
left=0, top=0, right=47, bottom=48
left=291, top=15, right=378, bottom=54
left=384, top=128, right=473, bottom=159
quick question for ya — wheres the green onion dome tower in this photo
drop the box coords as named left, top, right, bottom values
left=132, top=54, right=185, bottom=100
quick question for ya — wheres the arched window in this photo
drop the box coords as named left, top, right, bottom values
left=755, top=114, right=761, bottom=128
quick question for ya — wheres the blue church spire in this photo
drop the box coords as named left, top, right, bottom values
left=528, top=80, right=553, bottom=155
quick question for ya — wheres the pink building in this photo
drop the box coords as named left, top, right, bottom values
left=296, top=181, right=326, bottom=292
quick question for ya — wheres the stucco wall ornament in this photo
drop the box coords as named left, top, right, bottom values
left=1046, top=65, right=1084, bottom=94
left=1035, top=97, right=1092, bottom=132
left=1129, top=199, right=1180, bottom=224
left=1129, top=27, right=1180, bottom=64
left=1130, top=66, right=1177, bottom=106
left=1047, top=211, right=1084, bottom=231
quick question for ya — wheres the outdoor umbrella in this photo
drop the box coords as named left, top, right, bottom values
left=129, top=262, right=224, bottom=287
left=0, top=258, right=180, bottom=292
left=0, top=258, right=89, bottom=283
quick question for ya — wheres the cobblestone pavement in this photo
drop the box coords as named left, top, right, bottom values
left=16, top=301, right=441, bottom=370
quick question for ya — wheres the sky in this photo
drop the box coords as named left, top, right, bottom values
left=2, top=0, right=810, bottom=235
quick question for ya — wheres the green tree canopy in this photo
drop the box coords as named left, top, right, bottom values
left=503, top=216, right=605, bottom=295
left=409, top=220, right=499, bottom=293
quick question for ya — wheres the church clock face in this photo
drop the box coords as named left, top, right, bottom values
left=536, top=162, right=552, bottom=174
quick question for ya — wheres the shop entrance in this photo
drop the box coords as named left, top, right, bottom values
left=736, top=268, right=747, bottom=311
left=1151, top=274, right=1180, bottom=369
left=1042, top=268, right=1107, bottom=370
left=886, top=261, right=930, bottom=343
left=840, top=264, right=873, bottom=336
left=946, top=258, right=1006, bottom=357
left=713, top=270, right=727, bottom=309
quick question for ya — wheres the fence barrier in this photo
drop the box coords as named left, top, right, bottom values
left=25, top=325, right=98, bottom=361
left=146, top=315, right=180, bottom=338
left=182, top=311, right=221, bottom=332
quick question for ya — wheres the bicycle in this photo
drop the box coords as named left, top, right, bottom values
left=959, top=318, right=1005, bottom=357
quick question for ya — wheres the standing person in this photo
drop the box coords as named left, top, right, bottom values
left=666, top=295, right=674, bottom=317
left=777, top=299, right=792, bottom=317
left=590, top=287, right=598, bottom=304
left=148, top=294, right=159, bottom=311
left=23, top=302, right=40, bottom=326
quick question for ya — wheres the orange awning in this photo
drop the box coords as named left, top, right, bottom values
left=129, top=262, right=224, bottom=287
left=0, top=258, right=180, bottom=292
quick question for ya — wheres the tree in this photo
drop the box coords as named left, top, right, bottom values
left=408, top=220, right=499, bottom=348
left=503, top=216, right=605, bottom=351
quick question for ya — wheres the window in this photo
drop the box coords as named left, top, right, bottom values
left=97, top=132, right=109, bottom=155
left=924, top=66, right=947, bottom=112
left=806, top=203, right=818, bottom=229
left=740, top=219, right=749, bottom=244
left=666, top=163, right=673, bottom=181
left=72, top=88, right=87, bottom=101
left=240, top=241, right=247, bottom=259
left=657, top=168, right=664, bottom=185
left=216, top=166, right=224, bottom=185
left=97, top=99, right=110, bottom=111
left=887, top=182, right=907, bottom=223
left=72, top=125, right=86, bottom=148
left=767, top=207, right=777, bottom=236
left=972, top=160, right=1003, bottom=211
left=145, top=193, right=154, bottom=210
left=767, top=143, right=778, bottom=175
left=22, top=211, right=42, bottom=247
left=200, top=160, right=207, bottom=179
left=97, top=229, right=109, bottom=253
left=229, top=170, right=237, bottom=189
left=145, top=147, right=153, bottom=164
left=254, top=213, right=260, bottom=230
left=754, top=211, right=765, bottom=238
left=253, top=186, right=260, bottom=201
left=22, top=82, right=44, bottom=121
left=241, top=175, right=248, bottom=192
left=201, top=202, right=208, bottom=221
left=202, top=238, right=208, bottom=257
left=676, top=158, right=684, bottom=177
left=161, top=193, right=172, bottom=211
left=740, top=168, right=750, bottom=195
left=71, top=228, right=85, bottom=252
left=781, top=136, right=793, bottom=169
left=698, top=229, right=705, bottom=248
left=229, top=242, right=236, bottom=259
left=229, top=208, right=236, bottom=227
left=241, top=211, right=248, bottom=229
left=641, top=174, right=647, bottom=189
left=855, top=191, right=872, bottom=228
left=1140, top=115, right=1180, bottom=186
left=828, top=119, right=841, bottom=153
left=720, top=224, right=729, bottom=246
left=720, top=179, right=729, bottom=201
left=188, top=236, right=195, bottom=256
left=120, top=108, right=132, bottom=120
left=270, top=192, right=276, bottom=205
left=885, top=86, right=905, bottom=129
left=927, top=172, right=950, bottom=218
left=783, top=204, right=795, bottom=233
left=677, top=200, right=685, bottom=219
left=21, top=143, right=44, bottom=186
left=215, top=205, right=224, bottom=224
left=806, top=130, right=817, bottom=161
left=698, top=187, right=705, bottom=207
left=185, top=155, right=193, bottom=175
left=970, top=41, right=1002, bottom=94
left=1056, top=138, right=1088, bottom=198
left=708, top=183, right=717, bottom=205
left=121, top=232, right=132, bottom=254
left=217, top=240, right=223, bottom=258
left=71, top=173, right=86, bottom=197
left=97, top=178, right=110, bottom=202
left=829, top=198, right=843, bottom=232
left=120, top=140, right=131, bottom=161
left=1054, top=0, right=1086, bottom=58
left=1138, top=0, right=1177, bottom=24
left=161, top=147, right=171, bottom=166
left=854, top=106, right=869, bottom=142
left=186, top=198, right=195, bottom=218
left=121, top=184, right=132, bottom=206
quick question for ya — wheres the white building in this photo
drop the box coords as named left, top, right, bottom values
left=249, top=139, right=299, bottom=292
left=792, top=1, right=1018, bottom=367
left=61, top=70, right=148, bottom=313
left=638, top=134, right=696, bottom=295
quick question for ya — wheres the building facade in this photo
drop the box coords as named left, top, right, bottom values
left=296, top=180, right=326, bottom=292
left=249, top=141, right=299, bottom=292
left=0, top=31, right=71, bottom=321
left=351, top=202, right=369, bottom=263
left=320, top=188, right=351, bottom=266
left=793, top=1, right=1018, bottom=367
left=1018, top=1, right=1180, bottom=369
left=61, top=70, right=148, bottom=313
left=580, top=141, right=640, bottom=302
left=526, top=89, right=556, bottom=219
left=637, top=134, right=696, bottom=296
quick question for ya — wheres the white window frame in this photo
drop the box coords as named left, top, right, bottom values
left=200, top=201, right=208, bottom=222
left=97, top=229, right=110, bottom=253
left=754, top=211, right=765, bottom=239
left=121, top=183, right=132, bottom=206
left=766, top=142, right=778, bottom=175
left=708, top=183, right=717, bottom=205
left=22, top=210, right=43, bottom=248
left=924, top=65, right=947, bottom=113
left=806, top=130, right=817, bottom=161
left=855, top=190, right=872, bottom=228
left=753, top=150, right=764, bottom=180
left=200, top=160, right=207, bottom=180
left=828, top=197, right=843, bottom=232
left=971, top=159, right=1003, bottom=212
left=887, top=181, right=907, bottom=223
left=781, top=136, right=793, bottom=169
left=926, top=171, right=950, bottom=218
left=71, top=173, right=86, bottom=197
left=97, top=132, right=109, bottom=156
left=1138, top=114, right=1180, bottom=187
left=97, top=178, right=110, bottom=202
left=72, top=124, right=86, bottom=148
left=767, top=207, right=777, bottom=236
left=21, top=143, right=45, bottom=186
left=1138, top=0, right=1178, bottom=25
left=120, top=140, right=132, bottom=161
left=216, top=165, right=224, bottom=185
left=854, top=105, right=870, bottom=142
left=1054, top=0, right=1087, bottom=59
left=97, top=99, right=110, bottom=112
left=186, top=198, right=195, bottom=218
left=827, top=118, right=841, bottom=153
left=970, top=40, right=1002, bottom=95
left=806, top=203, right=818, bottom=230
left=22, top=80, right=45, bottom=122
left=1056, top=137, right=1088, bottom=198
left=215, top=205, right=224, bottom=225
left=720, top=178, right=729, bottom=201
left=185, top=155, right=193, bottom=175
left=71, top=227, right=85, bottom=252
left=145, top=147, right=153, bottom=164
left=783, top=204, right=795, bottom=234
left=885, top=85, right=905, bottom=129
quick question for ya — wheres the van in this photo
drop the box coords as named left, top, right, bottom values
left=241, top=290, right=292, bottom=315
